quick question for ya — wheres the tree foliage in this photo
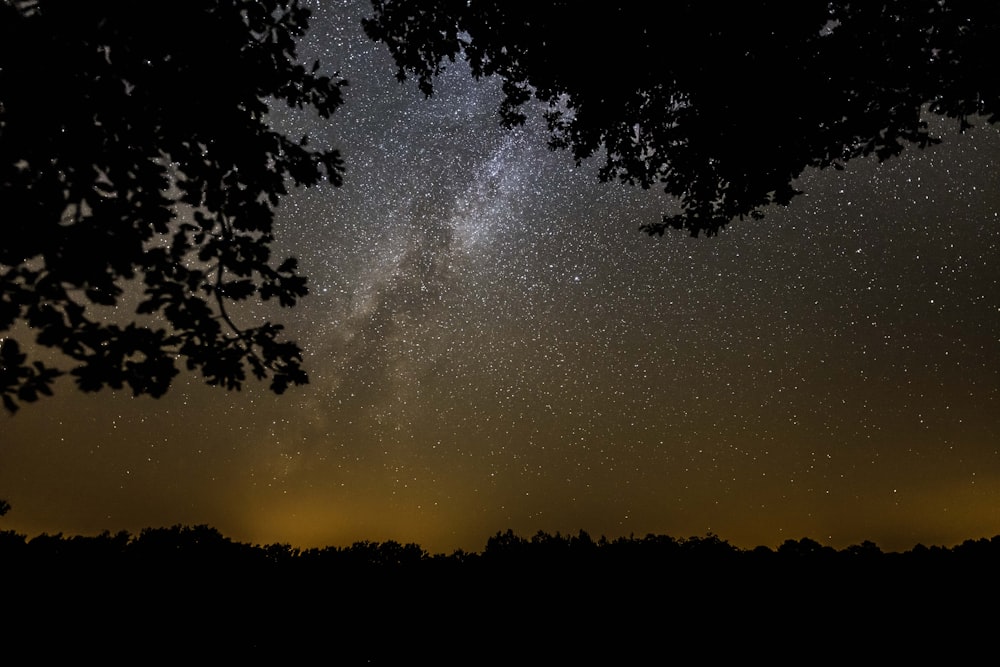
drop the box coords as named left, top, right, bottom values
left=0, top=0, right=345, bottom=412
left=363, top=0, right=1000, bottom=236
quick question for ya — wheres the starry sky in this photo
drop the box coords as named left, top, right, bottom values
left=2, top=0, right=999, bottom=554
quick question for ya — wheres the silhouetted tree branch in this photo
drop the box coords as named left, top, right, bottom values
left=1, top=0, right=345, bottom=412
left=363, top=0, right=1000, bottom=235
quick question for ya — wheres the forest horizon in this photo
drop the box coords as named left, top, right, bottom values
left=5, top=522, right=998, bottom=660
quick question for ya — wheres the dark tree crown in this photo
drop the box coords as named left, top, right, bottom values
left=363, top=0, right=1000, bottom=236
left=1, top=0, right=346, bottom=412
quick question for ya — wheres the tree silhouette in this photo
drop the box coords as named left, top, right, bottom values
left=0, top=0, right=345, bottom=412
left=3, top=525, right=998, bottom=661
left=363, top=0, right=1000, bottom=236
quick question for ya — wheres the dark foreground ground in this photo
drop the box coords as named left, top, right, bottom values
left=3, top=527, right=998, bottom=662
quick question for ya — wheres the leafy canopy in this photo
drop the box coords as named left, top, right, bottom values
left=1, top=0, right=345, bottom=412
left=363, top=0, right=1000, bottom=235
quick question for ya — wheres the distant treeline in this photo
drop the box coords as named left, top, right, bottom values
left=4, top=523, right=999, bottom=564
left=4, top=526, right=998, bottom=661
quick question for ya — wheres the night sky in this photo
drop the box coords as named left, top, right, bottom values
left=2, top=0, right=999, bottom=554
